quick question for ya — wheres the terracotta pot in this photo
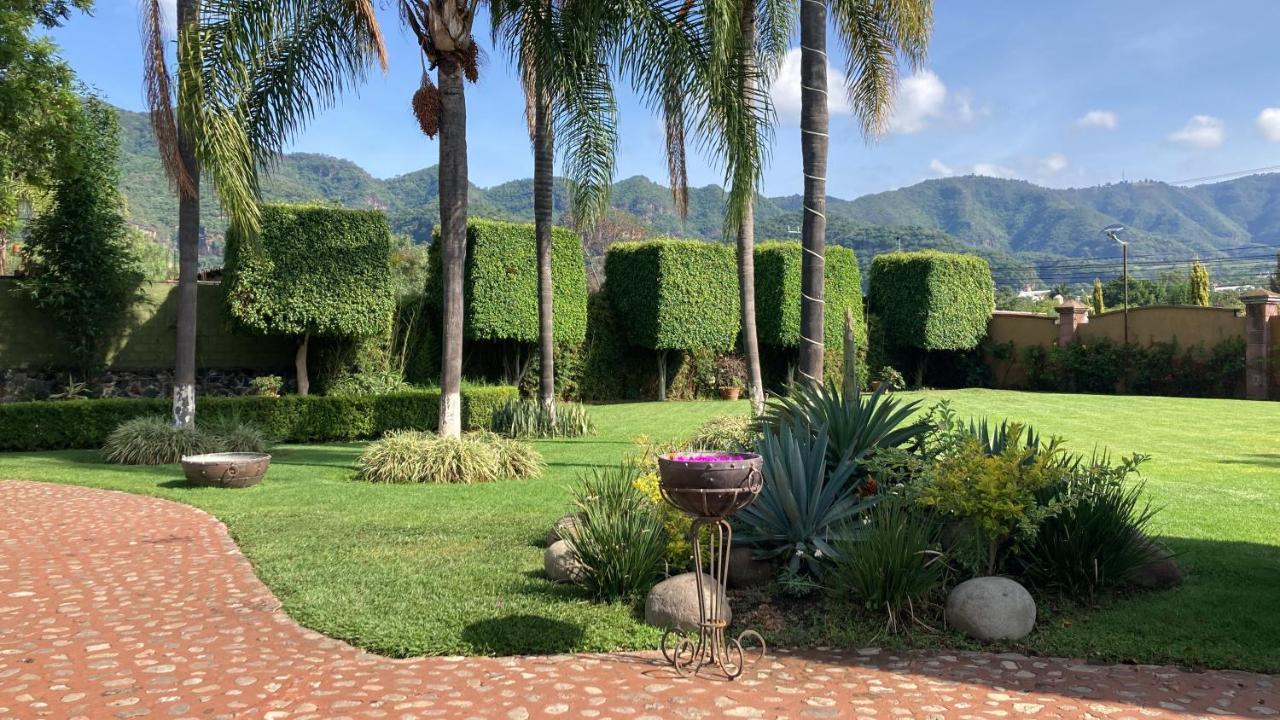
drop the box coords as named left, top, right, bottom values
left=181, top=452, right=271, bottom=488
left=657, top=452, right=763, bottom=517
left=718, top=386, right=741, bottom=401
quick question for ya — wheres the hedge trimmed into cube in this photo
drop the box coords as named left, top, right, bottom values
left=868, top=250, right=994, bottom=351
left=755, top=241, right=865, bottom=350
left=428, top=220, right=588, bottom=344
left=0, top=385, right=517, bottom=452
left=224, top=204, right=395, bottom=339
left=603, top=238, right=740, bottom=351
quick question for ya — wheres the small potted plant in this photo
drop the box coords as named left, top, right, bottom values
left=715, top=355, right=747, bottom=401
left=869, top=365, right=906, bottom=394
left=250, top=375, right=284, bottom=398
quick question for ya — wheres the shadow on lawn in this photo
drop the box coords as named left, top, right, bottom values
left=1218, top=453, right=1280, bottom=468
left=462, top=614, right=585, bottom=655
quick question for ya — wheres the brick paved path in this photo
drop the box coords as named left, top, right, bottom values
left=1, top=480, right=1276, bottom=720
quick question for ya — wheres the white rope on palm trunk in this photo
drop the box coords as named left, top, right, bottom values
left=797, top=21, right=828, bottom=383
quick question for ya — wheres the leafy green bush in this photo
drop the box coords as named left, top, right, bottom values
left=754, top=241, right=865, bottom=350
left=736, top=422, right=872, bottom=576
left=250, top=375, right=284, bottom=397
left=603, top=239, right=739, bottom=352
left=1014, top=453, right=1160, bottom=599
left=224, top=203, right=395, bottom=391
left=1022, top=337, right=1246, bottom=398
left=873, top=366, right=907, bottom=391
left=426, top=220, right=588, bottom=345
left=199, top=413, right=272, bottom=454
left=563, top=463, right=669, bottom=600
left=0, top=385, right=518, bottom=451
left=355, top=430, right=534, bottom=484
left=827, top=498, right=944, bottom=630
left=911, top=425, right=1070, bottom=574
left=868, top=250, right=994, bottom=352
left=760, top=382, right=928, bottom=470
left=489, top=398, right=596, bottom=438
left=327, top=369, right=410, bottom=397
left=102, top=416, right=208, bottom=465
left=686, top=414, right=758, bottom=452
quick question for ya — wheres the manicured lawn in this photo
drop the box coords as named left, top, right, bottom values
left=1, top=390, right=1277, bottom=672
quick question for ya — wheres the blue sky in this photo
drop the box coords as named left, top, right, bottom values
left=47, top=1, right=1280, bottom=199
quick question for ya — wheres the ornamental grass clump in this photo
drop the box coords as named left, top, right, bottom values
left=355, top=429, right=542, bottom=484
left=827, top=497, right=945, bottom=632
left=103, top=416, right=209, bottom=465
left=563, top=463, right=668, bottom=600
left=489, top=398, right=596, bottom=439
left=199, top=413, right=272, bottom=453
left=685, top=414, right=758, bottom=452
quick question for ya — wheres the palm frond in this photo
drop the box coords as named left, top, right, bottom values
left=829, top=0, right=934, bottom=137
left=140, top=0, right=194, bottom=198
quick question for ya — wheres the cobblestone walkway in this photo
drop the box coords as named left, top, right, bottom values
left=1, top=480, right=1276, bottom=720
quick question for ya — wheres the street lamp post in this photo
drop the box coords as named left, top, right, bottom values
left=1103, top=224, right=1129, bottom=346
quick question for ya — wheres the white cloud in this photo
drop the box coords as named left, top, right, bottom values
left=929, top=159, right=1018, bottom=179
left=1038, top=153, right=1070, bottom=175
left=889, top=70, right=947, bottom=134
left=1076, top=110, right=1118, bottom=130
left=1168, top=115, right=1225, bottom=149
left=771, top=52, right=979, bottom=135
left=1257, top=108, right=1280, bottom=142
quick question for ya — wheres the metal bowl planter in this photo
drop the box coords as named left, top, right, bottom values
left=180, top=452, right=271, bottom=488
left=657, top=452, right=763, bottom=518
left=655, top=451, right=766, bottom=679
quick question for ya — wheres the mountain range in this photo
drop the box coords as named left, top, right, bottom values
left=114, top=107, right=1280, bottom=287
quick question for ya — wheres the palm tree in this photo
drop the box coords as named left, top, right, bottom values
left=144, top=0, right=387, bottom=425
left=401, top=0, right=479, bottom=438
left=796, top=0, right=932, bottom=383
left=490, top=0, right=619, bottom=419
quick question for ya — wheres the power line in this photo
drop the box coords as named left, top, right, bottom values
left=1168, top=165, right=1280, bottom=186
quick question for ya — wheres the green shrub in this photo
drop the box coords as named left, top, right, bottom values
left=1022, top=337, right=1246, bottom=398
left=563, top=463, right=669, bottom=600
left=603, top=239, right=739, bottom=352
left=736, top=422, right=872, bottom=576
left=827, top=498, right=944, bottom=630
left=355, top=430, right=507, bottom=484
left=327, top=369, right=410, bottom=397
left=0, top=385, right=518, bottom=451
left=754, top=241, right=865, bottom=350
left=199, top=413, right=272, bottom=454
left=489, top=398, right=596, bottom=438
left=686, top=414, right=758, bottom=452
left=250, top=375, right=284, bottom=397
left=426, top=220, right=588, bottom=344
left=102, top=417, right=208, bottom=465
left=1014, top=453, right=1160, bottom=600
left=224, top=203, right=395, bottom=390
left=868, top=251, right=994, bottom=352
left=873, top=366, right=907, bottom=391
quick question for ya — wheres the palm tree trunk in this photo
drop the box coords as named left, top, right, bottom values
left=737, top=0, right=764, bottom=414
left=533, top=84, right=556, bottom=418
left=437, top=65, right=468, bottom=438
left=172, top=0, right=199, bottom=428
left=797, top=0, right=828, bottom=385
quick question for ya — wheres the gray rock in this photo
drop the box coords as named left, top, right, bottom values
left=1132, top=543, right=1183, bottom=590
left=645, top=572, right=731, bottom=632
left=545, top=514, right=580, bottom=546
left=946, top=576, right=1036, bottom=642
left=726, top=546, right=773, bottom=589
left=543, top=540, right=584, bottom=583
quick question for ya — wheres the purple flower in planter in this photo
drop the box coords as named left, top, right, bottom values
left=671, top=453, right=750, bottom=463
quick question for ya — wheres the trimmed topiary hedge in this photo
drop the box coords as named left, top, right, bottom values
left=868, top=250, right=994, bottom=351
left=754, top=241, right=865, bottom=350
left=427, top=219, right=588, bottom=344
left=0, top=385, right=517, bottom=452
left=603, top=238, right=739, bottom=352
left=224, top=204, right=395, bottom=339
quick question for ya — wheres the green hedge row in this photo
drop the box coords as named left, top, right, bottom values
left=224, top=203, right=395, bottom=338
left=0, top=385, right=517, bottom=452
left=868, top=250, right=994, bottom=352
left=754, top=241, right=865, bottom=350
left=604, top=238, right=739, bottom=352
left=428, top=219, right=588, bottom=344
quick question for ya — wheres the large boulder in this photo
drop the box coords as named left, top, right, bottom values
left=726, top=547, right=773, bottom=589
left=544, top=540, right=584, bottom=583
left=545, top=514, right=580, bottom=546
left=1132, top=542, right=1183, bottom=590
left=645, top=573, right=731, bottom=632
left=946, top=576, right=1036, bottom=641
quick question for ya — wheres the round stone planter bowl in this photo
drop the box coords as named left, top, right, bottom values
left=657, top=452, right=763, bottom=517
left=180, top=452, right=272, bottom=488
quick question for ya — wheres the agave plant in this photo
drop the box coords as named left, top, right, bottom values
left=761, top=381, right=928, bottom=469
left=735, top=422, right=874, bottom=577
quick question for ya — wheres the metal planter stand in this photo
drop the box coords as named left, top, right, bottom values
left=656, top=455, right=767, bottom=680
